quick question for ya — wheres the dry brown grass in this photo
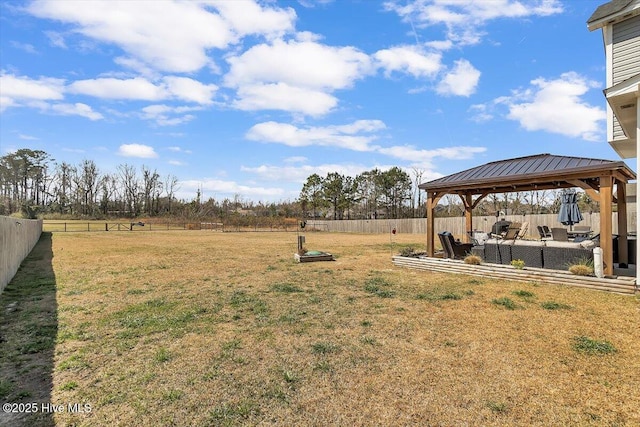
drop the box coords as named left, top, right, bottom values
left=2, top=230, right=639, bottom=426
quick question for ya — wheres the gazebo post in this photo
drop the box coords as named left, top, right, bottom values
left=426, top=193, right=436, bottom=257
left=426, top=191, right=443, bottom=257
left=461, top=194, right=473, bottom=244
left=599, top=175, right=614, bottom=275
left=616, top=181, right=628, bottom=266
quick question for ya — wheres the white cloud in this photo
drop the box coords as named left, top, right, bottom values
left=28, top=0, right=296, bottom=73
left=496, top=72, right=606, bottom=141
left=436, top=59, right=481, bottom=97
left=50, top=102, right=103, bottom=120
left=0, top=73, right=65, bottom=103
left=0, top=96, right=17, bottom=111
left=468, top=104, right=493, bottom=123
left=68, top=77, right=165, bottom=100
left=374, top=45, right=443, bottom=78
left=210, top=0, right=296, bottom=40
left=241, top=163, right=378, bottom=183
left=179, top=179, right=285, bottom=198
left=168, top=160, right=187, bottom=166
left=10, top=41, right=38, bottom=54
left=68, top=76, right=217, bottom=105
left=117, top=143, right=158, bottom=158
left=113, top=57, right=159, bottom=78
left=246, top=120, right=386, bottom=151
left=241, top=162, right=446, bottom=187
left=167, top=146, right=192, bottom=154
left=284, top=156, right=308, bottom=163
left=0, top=74, right=103, bottom=119
left=225, top=39, right=372, bottom=116
left=233, top=83, right=338, bottom=116
left=246, top=119, right=486, bottom=169
left=44, top=31, right=67, bottom=48
left=225, top=39, right=372, bottom=90
left=385, top=0, right=563, bottom=48
left=163, top=77, right=218, bottom=105
left=378, top=145, right=487, bottom=167
left=140, top=104, right=200, bottom=126
left=425, top=39, right=453, bottom=51
left=18, top=133, right=39, bottom=140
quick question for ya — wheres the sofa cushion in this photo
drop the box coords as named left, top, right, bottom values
left=513, top=240, right=544, bottom=247
left=580, top=239, right=596, bottom=249
left=544, top=240, right=583, bottom=249
left=485, top=239, right=515, bottom=246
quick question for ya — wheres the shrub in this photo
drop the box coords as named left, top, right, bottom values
left=512, top=290, right=535, bottom=298
left=487, top=401, right=508, bottom=413
left=569, top=264, right=594, bottom=276
left=364, top=277, right=395, bottom=298
left=399, top=246, right=426, bottom=257
left=541, top=301, right=571, bottom=310
left=492, top=297, right=518, bottom=310
left=572, top=336, right=617, bottom=355
left=510, top=259, right=525, bottom=269
left=464, top=255, right=481, bottom=265
left=568, top=257, right=594, bottom=276
left=399, top=246, right=415, bottom=257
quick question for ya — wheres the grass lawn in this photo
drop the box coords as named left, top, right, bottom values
left=1, top=231, right=639, bottom=426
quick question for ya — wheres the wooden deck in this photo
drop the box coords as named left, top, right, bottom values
left=392, top=256, right=638, bottom=295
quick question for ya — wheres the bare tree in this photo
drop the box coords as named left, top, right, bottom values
left=78, top=160, right=100, bottom=215
left=118, top=164, right=141, bottom=217
left=141, top=166, right=161, bottom=215
left=163, top=174, right=179, bottom=214
left=411, top=168, right=425, bottom=217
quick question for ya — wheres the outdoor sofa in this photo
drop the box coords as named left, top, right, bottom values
left=473, top=238, right=596, bottom=270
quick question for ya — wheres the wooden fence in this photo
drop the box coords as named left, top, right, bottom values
left=42, top=221, right=298, bottom=233
left=308, top=212, right=637, bottom=237
left=1, top=217, right=42, bottom=292
left=42, top=211, right=638, bottom=238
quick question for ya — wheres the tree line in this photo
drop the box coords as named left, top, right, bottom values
left=297, top=169, right=600, bottom=220
left=0, top=149, right=301, bottom=221
left=1, top=148, right=598, bottom=221
left=298, top=167, right=421, bottom=220
left=0, top=149, right=181, bottom=218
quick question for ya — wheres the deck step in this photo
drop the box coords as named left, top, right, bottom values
left=392, top=256, right=638, bottom=295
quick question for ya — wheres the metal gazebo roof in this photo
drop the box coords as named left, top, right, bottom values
left=419, top=153, right=635, bottom=194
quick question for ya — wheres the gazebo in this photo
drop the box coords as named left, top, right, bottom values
left=419, top=153, right=636, bottom=275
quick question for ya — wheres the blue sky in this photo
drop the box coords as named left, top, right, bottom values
left=0, top=0, right=621, bottom=203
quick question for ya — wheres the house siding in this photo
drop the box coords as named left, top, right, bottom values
left=612, top=14, right=640, bottom=85
left=613, top=115, right=627, bottom=139
left=611, top=14, right=640, bottom=140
